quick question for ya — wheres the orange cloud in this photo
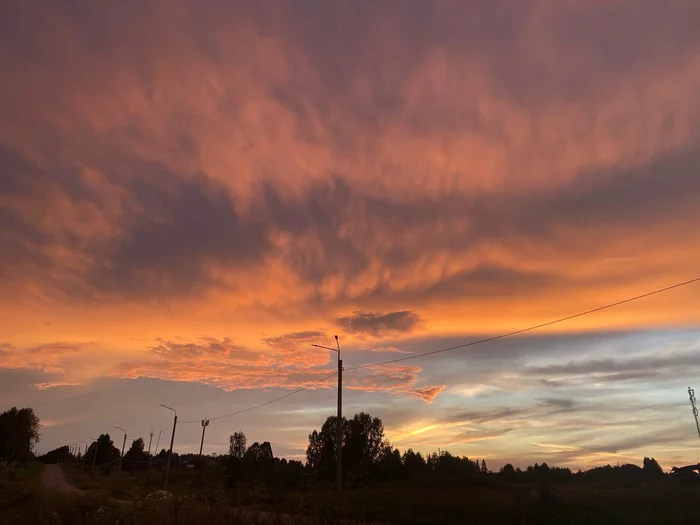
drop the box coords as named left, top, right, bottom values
left=408, top=386, right=446, bottom=404
left=0, top=342, right=94, bottom=374
left=1, top=0, right=700, bottom=466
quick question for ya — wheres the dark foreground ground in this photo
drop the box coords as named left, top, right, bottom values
left=3, top=464, right=700, bottom=524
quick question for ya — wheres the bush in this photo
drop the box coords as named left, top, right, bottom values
left=100, top=464, right=112, bottom=476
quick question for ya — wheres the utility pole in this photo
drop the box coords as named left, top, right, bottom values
left=161, top=404, right=177, bottom=490
left=199, top=419, right=210, bottom=456
left=89, top=437, right=99, bottom=474
left=311, top=335, right=343, bottom=493
left=115, top=427, right=127, bottom=471
left=147, top=431, right=154, bottom=457
left=689, top=387, right=700, bottom=440
left=335, top=335, right=343, bottom=493
left=155, top=430, right=162, bottom=456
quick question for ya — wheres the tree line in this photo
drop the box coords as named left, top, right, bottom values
left=1, top=406, right=668, bottom=487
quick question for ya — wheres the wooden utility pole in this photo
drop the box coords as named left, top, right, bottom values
left=161, top=404, right=177, bottom=490
left=311, top=336, right=344, bottom=493
left=199, top=419, right=209, bottom=456
left=335, top=335, right=343, bottom=493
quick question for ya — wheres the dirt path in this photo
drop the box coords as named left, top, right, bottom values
left=41, top=464, right=82, bottom=494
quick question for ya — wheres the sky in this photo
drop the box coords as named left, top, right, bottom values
left=1, top=0, right=700, bottom=471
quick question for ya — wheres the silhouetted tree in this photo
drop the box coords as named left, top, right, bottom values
left=244, top=441, right=274, bottom=463
left=40, top=445, right=70, bottom=464
left=344, top=412, right=387, bottom=481
left=129, top=438, right=145, bottom=454
left=84, top=434, right=120, bottom=465
left=122, top=438, right=148, bottom=471
left=0, top=407, right=41, bottom=461
left=275, top=458, right=307, bottom=489
left=376, top=443, right=403, bottom=481
left=243, top=442, right=275, bottom=486
left=229, top=431, right=247, bottom=459
left=500, top=463, right=516, bottom=481
left=402, top=448, right=426, bottom=478
left=307, top=415, right=341, bottom=480
left=643, top=457, right=664, bottom=477
left=425, top=451, right=481, bottom=485
left=307, top=412, right=390, bottom=484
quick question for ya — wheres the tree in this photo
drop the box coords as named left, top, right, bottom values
left=307, top=412, right=388, bottom=484
left=643, top=457, right=664, bottom=477
left=500, top=463, right=516, bottom=481
left=244, top=441, right=274, bottom=463
left=481, top=459, right=488, bottom=474
left=377, top=443, right=403, bottom=480
left=402, top=448, right=426, bottom=478
left=229, top=431, right=247, bottom=459
left=129, top=438, right=145, bottom=454
left=344, top=412, right=386, bottom=474
left=0, top=407, right=41, bottom=461
left=241, top=442, right=275, bottom=486
left=85, top=434, right=120, bottom=465
left=122, top=437, right=148, bottom=471
left=40, top=445, right=70, bottom=464
left=306, top=415, right=341, bottom=479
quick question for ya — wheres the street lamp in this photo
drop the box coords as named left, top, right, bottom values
left=199, top=419, right=210, bottom=457
left=114, top=426, right=127, bottom=471
left=311, top=334, right=343, bottom=493
left=160, top=404, right=178, bottom=490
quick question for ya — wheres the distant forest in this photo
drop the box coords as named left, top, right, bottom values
left=3, top=406, right=670, bottom=487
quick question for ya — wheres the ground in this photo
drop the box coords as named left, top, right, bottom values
left=40, top=464, right=82, bottom=494
left=3, top=463, right=700, bottom=524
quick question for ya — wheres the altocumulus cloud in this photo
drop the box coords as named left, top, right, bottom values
left=335, top=311, right=421, bottom=336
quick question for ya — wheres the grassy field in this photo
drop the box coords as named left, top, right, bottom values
left=4, top=463, right=700, bottom=524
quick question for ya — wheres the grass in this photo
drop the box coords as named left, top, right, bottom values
left=5, top=463, right=700, bottom=524
left=0, top=462, right=43, bottom=521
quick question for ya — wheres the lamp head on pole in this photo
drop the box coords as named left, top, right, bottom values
left=311, top=340, right=341, bottom=362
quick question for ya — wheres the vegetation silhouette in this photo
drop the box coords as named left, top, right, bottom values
left=3, top=405, right=699, bottom=524
left=0, top=407, right=41, bottom=463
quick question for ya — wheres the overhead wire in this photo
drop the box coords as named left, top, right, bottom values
left=345, top=276, right=700, bottom=371
left=95, top=276, right=700, bottom=434
left=177, top=370, right=339, bottom=424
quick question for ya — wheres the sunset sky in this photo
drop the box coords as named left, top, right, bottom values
left=2, top=1, right=700, bottom=470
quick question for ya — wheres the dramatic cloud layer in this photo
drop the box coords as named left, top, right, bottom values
left=1, top=0, right=699, bottom=469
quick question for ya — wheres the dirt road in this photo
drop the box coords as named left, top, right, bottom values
left=41, top=464, right=82, bottom=494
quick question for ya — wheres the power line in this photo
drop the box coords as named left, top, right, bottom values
left=112, top=275, right=700, bottom=432
left=345, top=276, right=700, bottom=371
left=178, top=371, right=339, bottom=424
left=125, top=424, right=172, bottom=444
